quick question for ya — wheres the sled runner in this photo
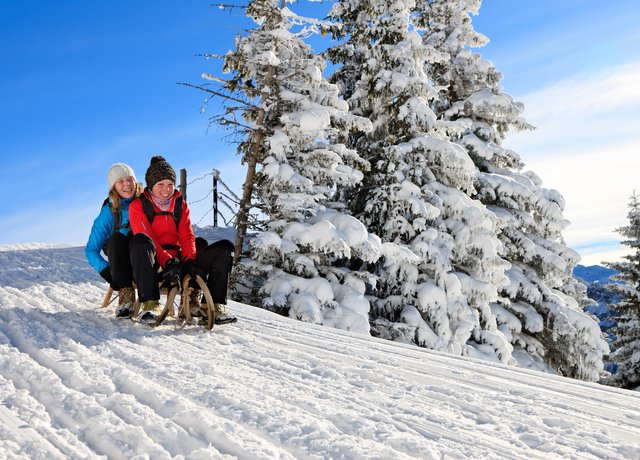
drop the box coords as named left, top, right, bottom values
left=150, top=274, right=217, bottom=330
left=100, top=274, right=219, bottom=330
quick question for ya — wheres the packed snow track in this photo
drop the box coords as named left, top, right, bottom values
left=0, top=244, right=639, bottom=459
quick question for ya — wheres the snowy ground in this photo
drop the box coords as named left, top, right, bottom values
left=0, top=244, right=639, bottom=459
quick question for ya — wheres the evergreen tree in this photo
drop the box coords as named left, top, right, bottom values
left=196, top=0, right=381, bottom=332
left=421, top=0, right=607, bottom=380
left=327, top=0, right=514, bottom=363
left=605, top=192, right=640, bottom=389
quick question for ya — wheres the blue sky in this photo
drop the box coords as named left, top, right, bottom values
left=1, top=0, right=640, bottom=266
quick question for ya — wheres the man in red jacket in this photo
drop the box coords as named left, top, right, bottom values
left=129, top=156, right=235, bottom=324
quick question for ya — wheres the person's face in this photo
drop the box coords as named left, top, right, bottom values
left=114, top=176, right=136, bottom=199
left=151, top=179, right=175, bottom=200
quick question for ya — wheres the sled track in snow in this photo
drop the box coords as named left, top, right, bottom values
left=0, top=245, right=639, bottom=459
left=234, top=307, right=640, bottom=458
left=0, top=285, right=297, bottom=459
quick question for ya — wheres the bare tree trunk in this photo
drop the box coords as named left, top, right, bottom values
left=234, top=66, right=274, bottom=264
left=234, top=116, right=264, bottom=264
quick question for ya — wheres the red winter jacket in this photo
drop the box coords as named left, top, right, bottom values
left=129, top=190, right=196, bottom=268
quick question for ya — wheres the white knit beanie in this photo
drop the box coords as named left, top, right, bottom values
left=107, top=163, right=137, bottom=190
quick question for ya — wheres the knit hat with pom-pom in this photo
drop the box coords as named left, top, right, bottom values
left=145, top=155, right=176, bottom=190
left=107, top=163, right=136, bottom=190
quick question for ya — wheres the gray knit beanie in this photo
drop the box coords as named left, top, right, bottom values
left=145, top=155, right=176, bottom=190
left=107, top=163, right=137, bottom=190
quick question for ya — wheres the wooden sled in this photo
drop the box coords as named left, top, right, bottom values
left=101, top=287, right=120, bottom=309
left=100, top=274, right=217, bottom=330
left=151, top=274, right=217, bottom=330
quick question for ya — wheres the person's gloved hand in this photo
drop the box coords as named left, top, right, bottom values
left=162, top=258, right=182, bottom=286
left=100, top=267, right=113, bottom=285
left=183, top=258, right=206, bottom=281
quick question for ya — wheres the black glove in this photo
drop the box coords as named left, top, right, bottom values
left=183, top=258, right=206, bottom=280
left=99, top=267, right=113, bottom=285
left=162, top=258, right=182, bottom=286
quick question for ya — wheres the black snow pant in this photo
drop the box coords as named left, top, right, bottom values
left=105, top=232, right=135, bottom=290
left=130, top=234, right=234, bottom=304
left=130, top=233, right=161, bottom=302
left=194, top=237, right=234, bottom=304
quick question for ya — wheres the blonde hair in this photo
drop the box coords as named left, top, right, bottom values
left=108, top=182, right=144, bottom=210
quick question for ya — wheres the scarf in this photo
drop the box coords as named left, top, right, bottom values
left=150, top=194, right=172, bottom=212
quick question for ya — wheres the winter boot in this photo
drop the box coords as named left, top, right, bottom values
left=190, top=289, right=205, bottom=317
left=115, top=287, right=135, bottom=318
left=212, top=303, right=237, bottom=325
left=178, top=289, right=204, bottom=319
left=137, top=300, right=161, bottom=324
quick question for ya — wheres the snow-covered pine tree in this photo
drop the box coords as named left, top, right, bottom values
left=420, top=0, right=607, bottom=380
left=327, top=0, right=514, bottom=363
left=604, top=191, right=640, bottom=389
left=197, top=0, right=381, bottom=333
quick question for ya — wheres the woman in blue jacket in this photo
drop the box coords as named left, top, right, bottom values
left=86, top=163, right=143, bottom=318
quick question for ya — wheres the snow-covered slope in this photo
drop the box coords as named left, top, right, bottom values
left=0, top=244, right=639, bottom=459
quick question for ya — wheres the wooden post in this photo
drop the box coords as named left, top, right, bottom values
left=212, top=169, right=219, bottom=227
left=179, top=168, right=187, bottom=201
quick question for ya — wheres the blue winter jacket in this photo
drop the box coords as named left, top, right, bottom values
left=85, top=197, right=134, bottom=274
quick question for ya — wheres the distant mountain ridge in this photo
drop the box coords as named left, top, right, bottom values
left=574, top=265, right=619, bottom=369
left=573, top=264, right=618, bottom=284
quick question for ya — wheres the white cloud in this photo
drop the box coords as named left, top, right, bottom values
left=576, top=244, right=629, bottom=268
left=505, top=62, right=640, bottom=266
